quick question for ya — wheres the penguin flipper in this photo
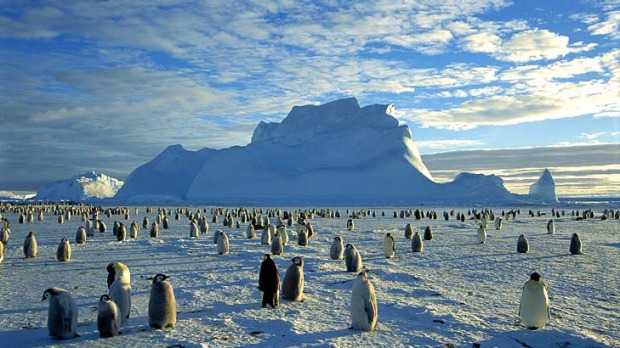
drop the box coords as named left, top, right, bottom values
left=364, top=298, right=376, bottom=325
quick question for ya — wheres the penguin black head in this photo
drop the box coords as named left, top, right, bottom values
left=572, top=233, right=578, bottom=237
left=263, top=254, right=271, bottom=260
left=530, top=272, right=541, bottom=281
left=386, top=233, right=391, bottom=237
left=42, top=287, right=59, bottom=301
left=519, top=234, right=524, bottom=238
left=99, top=294, right=111, bottom=302
left=153, top=273, right=169, bottom=284
left=292, top=256, right=303, bottom=265
left=334, top=236, right=341, bottom=241
left=345, top=243, right=352, bottom=249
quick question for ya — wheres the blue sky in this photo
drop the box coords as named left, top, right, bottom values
left=0, top=0, right=618, bottom=197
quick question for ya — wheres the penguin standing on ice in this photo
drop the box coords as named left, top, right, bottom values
left=344, top=244, right=363, bottom=272
left=547, top=220, right=555, bottom=234
left=216, top=230, right=229, bottom=255
left=477, top=226, right=487, bottom=244
left=0, top=241, right=4, bottom=263
left=148, top=273, right=177, bottom=329
left=271, top=231, right=284, bottom=255
left=411, top=231, right=424, bottom=252
left=42, top=287, right=79, bottom=339
left=259, top=254, right=280, bottom=308
left=350, top=270, right=378, bottom=331
left=519, top=272, right=550, bottom=329
left=569, top=233, right=583, bottom=254
left=97, top=294, right=120, bottom=337
left=382, top=233, right=395, bottom=258
left=76, top=226, right=86, bottom=244
left=404, top=223, right=414, bottom=239
left=108, top=262, right=131, bottom=323
left=261, top=227, right=271, bottom=245
left=330, top=236, right=344, bottom=260
left=517, top=234, right=529, bottom=253
left=56, top=238, right=71, bottom=262
left=423, top=226, right=433, bottom=241
left=495, top=217, right=503, bottom=231
left=246, top=224, right=256, bottom=239
left=282, top=256, right=304, bottom=301
left=23, top=231, right=37, bottom=258
left=347, top=219, right=354, bottom=231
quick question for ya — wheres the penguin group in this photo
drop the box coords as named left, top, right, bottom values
left=0, top=202, right=610, bottom=343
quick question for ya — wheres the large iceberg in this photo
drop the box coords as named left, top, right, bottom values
left=113, top=98, right=519, bottom=205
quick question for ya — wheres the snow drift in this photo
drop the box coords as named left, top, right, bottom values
left=113, top=98, right=518, bottom=205
left=34, top=171, right=124, bottom=201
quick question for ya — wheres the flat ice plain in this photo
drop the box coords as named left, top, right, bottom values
left=0, top=204, right=617, bottom=348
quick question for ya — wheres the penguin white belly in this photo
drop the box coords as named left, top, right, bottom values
left=109, top=281, right=131, bottom=323
left=382, top=239, right=394, bottom=258
left=520, top=283, right=549, bottom=329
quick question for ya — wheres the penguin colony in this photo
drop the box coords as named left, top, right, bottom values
left=0, top=203, right=612, bottom=342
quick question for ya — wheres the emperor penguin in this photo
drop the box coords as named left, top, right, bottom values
left=261, top=227, right=271, bottom=245
left=404, top=223, right=414, bottom=239
left=0, top=241, right=4, bottom=263
left=42, top=287, right=79, bottom=339
left=108, top=262, right=131, bottom=323
left=86, top=219, right=94, bottom=237
left=282, top=256, right=304, bottom=301
left=130, top=220, right=140, bottom=239
left=519, top=272, right=550, bottom=329
left=277, top=225, right=289, bottom=245
left=56, top=238, right=71, bottom=262
left=495, top=217, right=503, bottom=231
left=546, top=220, right=555, bottom=235
left=97, top=294, right=120, bottom=337
left=148, top=273, right=177, bottom=329
left=477, top=225, right=487, bottom=244
left=246, top=223, right=256, bottom=239
left=411, top=231, right=424, bottom=252
left=76, top=226, right=86, bottom=244
left=347, top=219, right=354, bottom=231
left=116, top=223, right=127, bottom=241
left=259, top=254, right=280, bottom=308
left=150, top=222, right=159, bottom=238
left=200, top=217, right=209, bottom=234
left=569, top=233, right=583, bottom=254
left=306, top=223, right=314, bottom=239
left=382, top=233, right=395, bottom=258
left=58, top=214, right=64, bottom=224
left=350, top=270, right=378, bottom=331
left=517, top=234, right=529, bottom=253
left=297, top=229, right=308, bottom=247
left=271, top=231, right=283, bottom=255
left=212, top=228, right=220, bottom=244
left=423, top=226, right=433, bottom=241
left=23, top=231, right=37, bottom=258
left=344, top=244, right=363, bottom=272
left=142, top=216, right=149, bottom=229
left=330, top=236, right=344, bottom=260
left=189, top=222, right=199, bottom=238
left=216, top=230, right=230, bottom=255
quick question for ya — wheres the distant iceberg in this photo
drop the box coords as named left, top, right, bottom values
left=34, top=171, right=124, bottom=201
left=113, top=98, right=520, bottom=205
left=528, top=168, right=559, bottom=204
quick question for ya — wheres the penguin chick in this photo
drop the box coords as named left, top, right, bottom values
left=97, top=294, right=120, bottom=337
left=282, top=256, right=304, bottom=301
left=42, top=287, right=79, bottom=339
left=148, top=273, right=177, bottom=329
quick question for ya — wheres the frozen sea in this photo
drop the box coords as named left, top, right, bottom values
left=0, top=203, right=618, bottom=348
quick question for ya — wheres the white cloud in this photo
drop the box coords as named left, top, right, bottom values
left=495, top=29, right=597, bottom=62
left=588, top=11, right=620, bottom=38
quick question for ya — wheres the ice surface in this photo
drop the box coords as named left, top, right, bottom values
left=0, top=203, right=617, bottom=347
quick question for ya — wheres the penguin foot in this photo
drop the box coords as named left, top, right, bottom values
left=526, top=326, right=539, bottom=330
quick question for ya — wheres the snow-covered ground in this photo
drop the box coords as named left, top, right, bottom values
left=0, top=204, right=618, bottom=348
